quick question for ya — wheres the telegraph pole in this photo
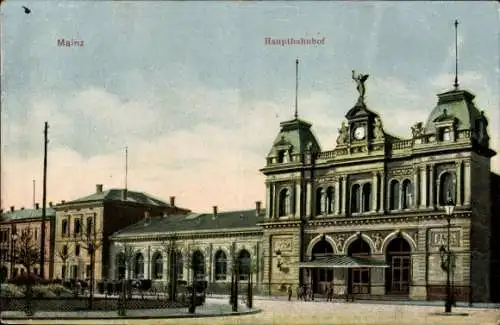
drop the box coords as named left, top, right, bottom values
left=40, top=122, right=48, bottom=278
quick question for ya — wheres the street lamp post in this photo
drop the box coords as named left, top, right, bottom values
left=116, top=243, right=134, bottom=317
left=10, top=233, right=17, bottom=278
left=441, top=199, right=455, bottom=313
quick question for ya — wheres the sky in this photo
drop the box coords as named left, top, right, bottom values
left=1, top=1, right=498, bottom=213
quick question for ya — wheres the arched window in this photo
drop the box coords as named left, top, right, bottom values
left=134, top=253, right=144, bottom=279
left=351, top=184, right=361, bottom=213
left=326, top=187, right=335, bottom=214
left=115, top=252, right=125, bottom=280
left=439, top=172, right=456, bottom=205
left=362, top=183, right=372, bottom=212
left=238, top=250, right=251, bottom=281
left=278, top=189, right=290, bottom=217
left=389, top=180, right=400, bottom=210
left=192, top=250, right=205, bottom=281
left=316, top=188, right=325, bottom=215
left=214, top=250, right=227, bottom=281
left=401, top=180, right=413, bottom=209
left=152, top=252, right=163, bottom=279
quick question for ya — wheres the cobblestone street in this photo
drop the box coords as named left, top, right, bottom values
left=2, top=298, right=499, bottom=325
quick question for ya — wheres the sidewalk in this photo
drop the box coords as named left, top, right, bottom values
left=206, top=293, right=500, bottom=309
left=0, top=299, right=260, bottom=320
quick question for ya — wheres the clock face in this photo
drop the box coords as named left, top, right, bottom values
left=354, top=126, right=366, bottom=140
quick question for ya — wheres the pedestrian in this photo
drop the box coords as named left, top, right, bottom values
left=288, top=285, right=293, bottom=301
left=296, top=285, right=301, bottom=300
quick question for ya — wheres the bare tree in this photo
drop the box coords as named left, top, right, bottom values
left=71, top=217, right=102, bottom=309
left=12, top=227, right=41, bottom=276
left=57, top=245, right=72, bottom=281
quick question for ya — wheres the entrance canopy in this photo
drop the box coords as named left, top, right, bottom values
left=299, top=255, right=389, bottom=268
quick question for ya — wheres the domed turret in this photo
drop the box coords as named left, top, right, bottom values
left=266, top=117, right=321, bottom=166
left=424, top=88, right=489, bottom=147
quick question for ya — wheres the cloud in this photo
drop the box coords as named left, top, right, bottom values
left=3, top=71, right=499, bottom=213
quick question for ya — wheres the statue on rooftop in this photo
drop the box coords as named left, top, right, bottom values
left=337, top=121, right=348, bottom=145
left=352, top=70, right=369, bottom=105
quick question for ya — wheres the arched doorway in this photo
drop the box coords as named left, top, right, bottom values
left=238, top=250, right=251, bottom=281
left=347, top=238, right=371, bottom=294
left=385, top=237, right=411, bottom=295
left=311, top=239, right=334, bottom=294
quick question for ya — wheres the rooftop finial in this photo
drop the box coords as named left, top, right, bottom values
left=453, top=19, right=460, bottom=90
left=294, top=58, right=299, bottom=119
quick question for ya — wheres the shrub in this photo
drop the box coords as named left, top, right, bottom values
left=0, top=283, right=24, bottom=297
left=32, top=285, right=57, bottom=298
left=45, top=284, right=72, bottom=297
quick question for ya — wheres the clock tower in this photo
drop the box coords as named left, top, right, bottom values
left=335, top=70, right=385, bottom=153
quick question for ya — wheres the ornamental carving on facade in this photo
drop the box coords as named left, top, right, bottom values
left=388, top=168, right=414, bottom=177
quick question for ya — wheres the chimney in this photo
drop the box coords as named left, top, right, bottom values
left=61, top=200, right=65, bottom=204
left=96, top=184, right=103, bottom=193
left=170, top=196, right=176, bottom=207
left=255, top=201, right=262, bottom=216
left=21, top=207, right=25, bottom=210
left=212, top=206, right=218, bottom=218
left=35, top=203, right=40, bottom=210
left=10, top=206, right=14, bottom=212
left=49, top=202, right=53, bottom=207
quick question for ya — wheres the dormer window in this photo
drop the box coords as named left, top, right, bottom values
left=277, top=150, right=285, bottom=163
left=442, top=127, right=451, bottom=141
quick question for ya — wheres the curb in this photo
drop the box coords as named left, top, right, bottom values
left=0, top=308, right=261, bottom=321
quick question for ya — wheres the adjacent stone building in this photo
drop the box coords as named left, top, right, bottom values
left=109, top=79, right=499, bottom=302
left=53, top=184, right=190, bottom=282
left=0, top=203, right=56, bottom=279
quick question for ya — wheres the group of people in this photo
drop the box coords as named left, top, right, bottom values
left=287, top=284, right=336, bottom=302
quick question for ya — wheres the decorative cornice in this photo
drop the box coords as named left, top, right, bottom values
left=305, top=211, right=471, bottom=228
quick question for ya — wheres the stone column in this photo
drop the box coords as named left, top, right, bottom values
left=306, top=182, right=312, bottom=217
left=372, top=172, right=378, bottom=212
left=341, top=176, right=348, bottom=215
left=413, top=167, right=419, bottom=208
left=335, top=178, right=341, bottom=215
left=456, top=161, right=463, bottom=206
left=208, top=244, right=213, bottom=282
left=295, top=182, right=301, bottom=218
left=429, top=164, right=435, bottom=208
left=266, top=184, right=271, bottom=218
left=378, top=171, right=385, bottom=213
left=463, top=161, right=471, bottom=205
left=370, top=255, right=385, bottom=295
left=272, top=184, right=277, bottom=219
left=410, top=228, right=428, bottom=300
left=420, top=166, right=428, bottom=208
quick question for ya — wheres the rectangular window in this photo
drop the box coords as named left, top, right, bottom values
left=74, top=219, right=81, bottom=236
left=86, top=217, right=93, bottom=236
left=75, top=244, right=80, bottom=256
left=62, top=220, right=69, bottom=237
left=71, top=265, right=78, bottom=279
left=34, top=229, right=38, bottom=240
left=61, top=265, right=67, bottom=279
